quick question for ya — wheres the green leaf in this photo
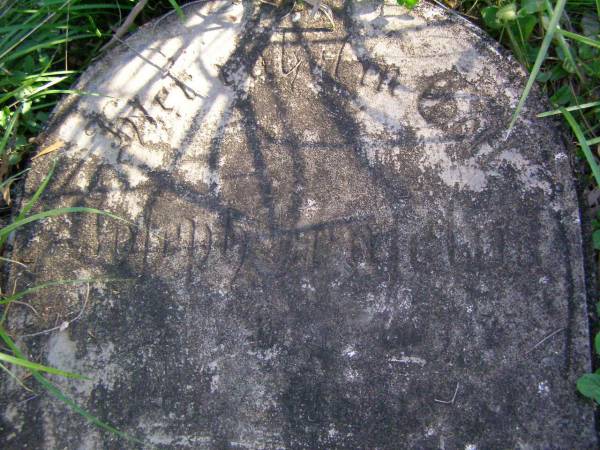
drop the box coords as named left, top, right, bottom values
left=482, top=7, right=503, bottom=30
left=0, top=107, right=8, bottom=128
left=578, top=43, right=596, bottom=61
left=584, top=60, right=600, bottom=79
left=0, top=352, right=88, bottom=380
left=21, top=54, right=34, bottom=73
left=593, top=230, right=600, bottom=250
left=595, top=333, right=600, bottom=354
left=550, top=85, right=573, bottom=105
left=515, top=15, right=538, bottom=42
left=524, top=44, right=541, bottom=66
left=520, top=0, right=545, bottom=14
left=497, top=4, right=518, bottom=22
left=577, top=373, right=600, bottom=403
left=8, top=152, right=22, bottom=166
left=0, top=105, right=20, bottom=157
left=21, top=99, right=31, bottom=115
left=397, top=0, right=420, bottom=9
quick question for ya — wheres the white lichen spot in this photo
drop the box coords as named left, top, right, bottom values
left=328, top=424, right=339, bottom=438
left=46, top=332, right=122, bottom=397
left=344, top=367, right=359, bottom=381
left=3, top=404, right=22, bottom=433
left=538, top=381, right=550, bottom=395
left=389, top=355, right=427, bottom=366
left=497, top=149, right=550, bottom=194
left=300, top=277, right=316, bottom=292
left=343, top=345, right=358, bottom=358
left=439, top=164, right=489, bottom=192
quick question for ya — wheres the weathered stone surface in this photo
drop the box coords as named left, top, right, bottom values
left=1, top=1, right=596, bottom=448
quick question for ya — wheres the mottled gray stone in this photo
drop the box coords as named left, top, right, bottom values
left=1, top=0, right=596, bottom=448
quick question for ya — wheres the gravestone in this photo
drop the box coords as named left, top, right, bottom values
left=1, top=0, right=596, bottom=448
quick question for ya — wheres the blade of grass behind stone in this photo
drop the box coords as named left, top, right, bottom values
left=0, top=167, right=29, bottom=205
left=0, top=361, right=33, bottom=392
left=0, top=256, right=26, bottom=268
left=0, top=351, right=88, bottom=380
left=0, top=9, right=57, bottom=62
left=0, top=207, right=130, bottom=239
left=559, top=29, right=600, bottom=49
left=16, top=159, right=56, bottom=221
left=3, top=34, right=97, bottom=65
left=543, top=0, right=585, bottom=82
left=0, top=278, right=128, bottom=306
left=561, top=107, right=600, bottom=186
left=588, top=136, right=600, bottom=146
left=36, top=372, right=144, bottom=444
left=508, top=0, right=568, bottom=131
left=0, top=325, right=144, bottom=445
left=0, top=168, right=30, bottom=190
left=538, top=100, right=600, bottom=117
left=167, top=0, right=185, bottom=20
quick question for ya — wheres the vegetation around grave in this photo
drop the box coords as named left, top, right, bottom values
left=0, top=0, right=599, bottom=440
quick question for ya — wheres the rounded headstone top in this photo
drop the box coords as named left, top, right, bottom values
left=2, top=1, right=595, bottom=448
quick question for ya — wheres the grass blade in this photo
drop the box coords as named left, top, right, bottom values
left=0, top=103, right=20, bottom=156
left=0, top=351, right=88, bottom=380
left=0, top=361, right=33, bottom=392
left=561, top=107, right=600, bottom=186
left=508, top=0, right=568, bottom=131
left=0, top=206, right=130, bottom=239
left=16, top=159, right=55, bottom=220
left=36, top=373, right=144, bottom=444
left=0, top=325, right=144, bottom=445
left=0, top=10, right=58, bottom=62
left=0, top=167, right=29, bottom=190
left=542, top=0, right=585, bottom=82
left=559, top=29, right=600, bottom=50
left=0, top=278, right=128, bottom=306
left=588, top=136, right=600, bottom=146
left=538, top=100, right=600, bottom=117
left=167, top=0, right=185, bottom=20
left=0, top=255, right=27, bottom=268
